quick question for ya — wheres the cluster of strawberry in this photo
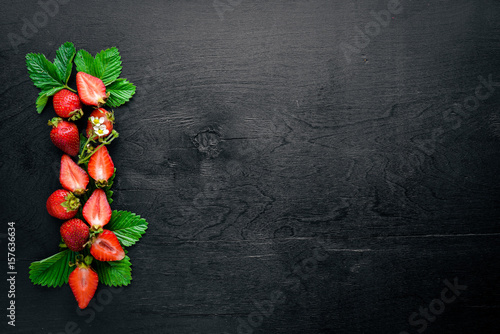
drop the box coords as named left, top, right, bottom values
left=46, top=72, right=124, bottom=309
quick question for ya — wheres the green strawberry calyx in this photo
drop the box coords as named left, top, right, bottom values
left=61, top=192, right=81, bottom=212
left=48, top=117, right=63, bottom=128
left=68, top=108, right=84, bottom=122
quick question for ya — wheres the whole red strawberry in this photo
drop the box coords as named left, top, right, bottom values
left=69, top=261, right=99, bottom=309
left=82, top=189, right=112, bottom=228
left=90, top=230, right=125, bottom=261
left=48, top=117, right=80, bottom=156
left=86, top=108, right=114, bottom=139
left=60, top=219, right=89, bottom=252
left=53, top=89, right=83, bottom=121
left=60, top=155, right=89, bottom=195
left=76, top=72, right=108, bottom=107
left=87, top=146, right=114, bottom=187
left=46, top=189, right=80, bottom=220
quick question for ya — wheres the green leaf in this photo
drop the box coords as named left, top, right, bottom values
left=26, top=53, right=64, bottom=91
left=29, top=250, right=77, bottom=287
left=103, top=168, right=116, bottom=204
left=105, top=79, right=136, bottom=108
left=94, top=255, right=132, bottom=287
left=74, top=49, right=97, bottom=76
left=107, top=210, right=148, bottom=247
left=53, top=42, right=76, bottom=84
left=94, top=47, right=122, bottom=86
left=78, top=133, right=88, bottom=157
left=35, top=92, right=49, bottom=114
left=35, top=86, right=65, bottom=113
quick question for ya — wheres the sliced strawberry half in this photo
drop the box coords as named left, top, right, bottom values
left=76, top=72, right=108, bottom=107
left=82, top=189, right=111, bottom=228
left=87, top=145, right=114, bottom=187
left=60, top=155, right=89, bottom=195
left=68, top=263, right=99, bottom=309
left=90, top=230, right=125, bottom=262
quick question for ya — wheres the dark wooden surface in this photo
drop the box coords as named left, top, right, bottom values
left=1, top=0, right=499, bottom=333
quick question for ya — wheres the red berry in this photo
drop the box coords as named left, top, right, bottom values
left=48, top=117, right=80, bottom=157
left=90, top=230, right=125, bottom=262
left=46, top=189, right=80, bottom=220
left=82, top=189, right=112, bottom=228
left=53, top=89, right=83, bottom=120
left=68, top=264, right=99, bottom=309
left=87, top=146, right=114, bottom=187
left=60, top=219, right=89, bottom=252
left=86, top=108, right=114, bottom=139
left=60, top=155, right=89, bottom=195
left=76, top=72, right=108, bottom=107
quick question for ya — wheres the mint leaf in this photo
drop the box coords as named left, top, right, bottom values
left=94, top=255, right=132, bottom=287
left=107, top=210, right=148, bottom=247
left=105, top=79, right=136, bottom=108
left=29, top=250, right=77, bottom=287
left=94, top=47, right=122, bottom=86
left=26, top=53, right=64, bottom=91
left=74, top=49, right=97, bottom=76
left=53, top=42, right=76, bottom=84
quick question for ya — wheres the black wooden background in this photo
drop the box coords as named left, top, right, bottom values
left=1, top=0, right=499, bottom=333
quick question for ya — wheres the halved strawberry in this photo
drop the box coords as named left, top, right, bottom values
left=53, top=89, right=83, bottom=121
left=90, top=230, right=125, bottom=262
left=48, top=118, right=80, bottom=157
left=46, top=189, right=80, bottom=220
left=68, top=262, right=99, bottom=309
left=86, top=108, right=114, bottom=139
left=60, top=219, right=89, bottom=252
left=82, top=189, right=112, bottom=228
left=60, top=155, right=89, bottom=195
left=87, top=146, right=114, bottom=187
left=76, top=72, right=108, bottom=107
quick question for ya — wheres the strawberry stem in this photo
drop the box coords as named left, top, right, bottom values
left=77, top=130, right=119, bottom=165
left=64, top=85, right=77, bottom=93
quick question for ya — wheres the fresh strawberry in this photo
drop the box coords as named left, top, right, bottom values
left=76, top=72, right=108, bottom=107
left=68, top=263, right=99, bottom=309
left=60, top=219, right=89, bottom=252
left=48, top=117, right=80, bottom=157
left=90, top=230, right=125, bottom=261
left=86, top=108, right=114, bottom=139
left=60, top=155, right=89, bottom=195
left=53, top=89, right=83, bottom=121
left=46, top=189, right=80, bottom=220
left=87, top=146, right=114, bottom=187
left=82, top=189, right=112, bottom=228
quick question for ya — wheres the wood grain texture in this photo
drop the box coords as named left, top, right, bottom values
left=0, top=0, right=499, bottom=333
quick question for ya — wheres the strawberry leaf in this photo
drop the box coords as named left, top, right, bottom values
left=105, top=78, right=136, bottom=108
left=103, top=168, right=116, bottom=204
left=78, top=133, right=88, bottom=158
left=35, top=86, right=66, bottom=114
left=107, top=210, right=148, bottom=247
left=94, top=47, right=122, bottom=86
left=26, top=53, right=64, bottom=91
left=29, top=250, right=77, bottom=287
left=94, top=255, right=132, bottom=287
left=53, top=42, right=76, bottom=84
left=74, top=49, right=97, bottom=76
